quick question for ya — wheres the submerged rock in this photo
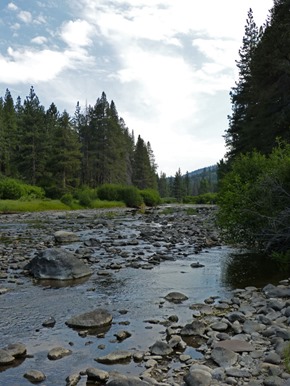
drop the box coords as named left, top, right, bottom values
left=24, top=248, right=92, bottom=280
left=66, top=308, right=113, bottom=329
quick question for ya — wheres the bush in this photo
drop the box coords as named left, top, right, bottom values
left=117, top=186, right=143, bottom=207
left=74, top=187, right=98, bottom=208
left=60, top=193, right=74, bottom=207
left=183, top=193, right=218, bottom=204
left=97, top=184, right=121, bottom=201
left=22, top=184, right=44, bottom=199
left=217, top=143, right=290, bottom=252
left=140, top=189, right=161, bottom=207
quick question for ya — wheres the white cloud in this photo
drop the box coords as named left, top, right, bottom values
left=0, top=45, right=94, bottom=84
left=7, top=2, right=18, bottom=11
left=31, top=36, right=47, bottom=45
left=17, top=10, right=33, bottom=24
left=60, top=19, right=95, bottom=48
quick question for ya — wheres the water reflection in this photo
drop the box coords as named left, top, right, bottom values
left=222, top=250, right=290, bottom=288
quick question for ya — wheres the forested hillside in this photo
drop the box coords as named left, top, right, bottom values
left=218, top=0, right=290, bottom=257
left=0, top=88, right=157, bottom=197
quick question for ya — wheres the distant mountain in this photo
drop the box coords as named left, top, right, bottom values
left=187, top=164, right=217, bottom=178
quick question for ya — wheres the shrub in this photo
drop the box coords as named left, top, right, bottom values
left=97, top=184, right=121, bottom=201
left=60, top=193, right=74, bottom=207
left=217, top=143, right=290, bottom=252
left=140, top=189, right=161, bottom=207
left=117, top=186, right=143, bottom=207
left=183, top=193, right=218, bottom=205
left=74, top=187, right=98, bottom=208
left=22, top=184, right=44, bottom=199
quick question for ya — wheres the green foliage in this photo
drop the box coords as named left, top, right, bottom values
left=218, top=143, right=290, bottom=252
left=97, top=183, right=144, bottom=207
left=283, top=342, right=290, bottom=373
left=60, top=193, right=74, bottom=207
left=183, top=193, right=218, bottom=204
left=0, top=177, right=44, bottom=200
left=140, top=189, right=161, bottom=207
left=75, top=187, right=98, bottom=208
left=97, top=184, right=121, bottom=201
left=117, top=186, right=143, bottom=208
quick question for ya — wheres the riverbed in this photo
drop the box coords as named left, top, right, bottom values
left=0, top=206, right=288, bottom=385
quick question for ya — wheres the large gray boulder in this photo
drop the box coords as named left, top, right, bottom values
left=24, top=248, right=92, bottom=280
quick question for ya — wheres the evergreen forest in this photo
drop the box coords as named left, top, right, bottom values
left=218, top=0, right=290, bottom=258
left=0, top=88, right=157, bottom=199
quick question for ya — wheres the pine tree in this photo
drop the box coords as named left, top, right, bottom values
left=48, top=110, right=81, bottom=192
left=16, top=86, right=46, bottom=185
left=132, top=135, right=155, bottom=189
left=225, top=8, right=261, bottom=160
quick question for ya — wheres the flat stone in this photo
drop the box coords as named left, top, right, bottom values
left=4, top=342, right=27, bottom=358
left=66, top=308, right=112, bottom=329
left=24, top=370, right=46, bottom=382
left=47, top=347, right=72, bottom=360
left=211, top=346, right=238, bottom=367
left=95, top=350, right=132, bottom=364
left=165, top=291, right=188, bottom=303
left=214, top=339, right=254, bottom=352
left=54, top=230, right=79, bottom=243
left=0, top=349, right=15, bottom=365
left=86, top=367, right=109, bottom=382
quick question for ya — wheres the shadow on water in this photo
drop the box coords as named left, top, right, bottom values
left=221, top=250, right=290, bottom=289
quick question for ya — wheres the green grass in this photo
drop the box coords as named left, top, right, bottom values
left=0, top=198, right=126, bottom=213
left=90, top=199, right=126, bottom=209
left=284, top=343, right=290, bottom=372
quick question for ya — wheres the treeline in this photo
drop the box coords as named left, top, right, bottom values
left=0, top=87, right=157, bottom=197
left=158, top=166, right=217, bottom=202
left=218, top=0, right=290, bottom=257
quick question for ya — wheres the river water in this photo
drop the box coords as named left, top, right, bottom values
left=0, top=209, right=289, bottom=385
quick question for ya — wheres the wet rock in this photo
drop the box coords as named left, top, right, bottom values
left=0, top=349, right=15, bottom=365
left=114, top=330, right=132, bottom=341
left=42, top=316, right=56, bottom=328
left=164, top=291, right=188, bottom=303
left=4, top=342, right=27, bottom=358
left=23, top=369, right=46, bottom=382
left=66, top=308, right=112, bottom=329
left=190, top=262, right=205, bottom=268
left=95, top=350, right=132, bottom=364
left=54, top=230, right=80, bottom=243
left=86, top=367, right=109, bottom=382
left=24, top=248, right=92, bottom=280
left=47, top=347, right=72, bottom=360
left=150, top=340, right=173, bottom=356
left=66, top=372, right=81, bottom=386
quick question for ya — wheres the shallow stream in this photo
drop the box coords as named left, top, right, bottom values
left=0, top=209, right=289, bottom=385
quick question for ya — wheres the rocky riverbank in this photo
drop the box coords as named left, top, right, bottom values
left=0, top=206, right=290, bottom=385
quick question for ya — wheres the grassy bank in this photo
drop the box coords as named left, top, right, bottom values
left=0, top=199, right=126, bottom=213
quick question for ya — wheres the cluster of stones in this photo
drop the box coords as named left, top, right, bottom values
left=0, top=206, right=220, bottom=283
left=3, top=207, right=290, bottom=384
left=3, top=282, right=290, bottom=385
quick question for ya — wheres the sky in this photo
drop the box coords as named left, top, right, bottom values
left=0, top=0, right=274, bottom=176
